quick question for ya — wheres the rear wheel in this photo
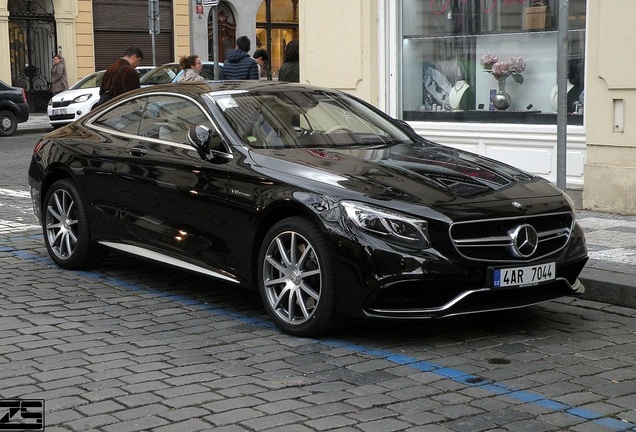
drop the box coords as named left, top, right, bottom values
left=258, top=217, right=341, bottom=337
left=0, top=110, right=18, bottom=136
left=43, top=179, right=108, bottom=269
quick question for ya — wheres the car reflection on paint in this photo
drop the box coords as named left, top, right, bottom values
left=28, top=81, right=588, bottom=337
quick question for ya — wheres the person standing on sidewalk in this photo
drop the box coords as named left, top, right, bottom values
left=223, top=36, right=259, bottom=80
left=95, top=46, right=143, bottom=108
left=253, top=47, right=269, bottom=79
left=278, top=40, right=299, bottom=83
left=102, top=46, right=144, bottom=97
left=177, top=55, right=205, bottom=82
left=50, top=54, right=68, bottom=95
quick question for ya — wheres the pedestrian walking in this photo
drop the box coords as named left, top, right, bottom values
left=50, top=54, right=68, bottom=95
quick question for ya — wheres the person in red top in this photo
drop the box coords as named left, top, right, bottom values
left=100, top=46, right=144, bottom=99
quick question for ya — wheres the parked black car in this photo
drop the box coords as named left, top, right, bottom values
left=28, top=81, right=588, bottom=336
left=0, top=80, right=29, bottom=136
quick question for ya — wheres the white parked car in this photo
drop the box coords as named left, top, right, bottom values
left=135, top=66, right=155, bottom=79
left=48, top=67, right=154, bottom=127
left=47, top=70, right=104, bottom=128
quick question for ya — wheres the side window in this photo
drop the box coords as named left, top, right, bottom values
left=139, top=95, right=212, bottom=143
left=91, top=97, right=147, bottom=135
left=201, top=65, right=215, bottom=80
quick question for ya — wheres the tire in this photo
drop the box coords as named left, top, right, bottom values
left=257, top=216, right=341, bottom=337
left=0, top=110, right=18, bottom=137
left=42, top=179, right=108, bottom=269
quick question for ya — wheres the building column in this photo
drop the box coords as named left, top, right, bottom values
left=0, top=1, right=11, bottom=83
left=53, top=0, right=78, bottom=84
left=583, top=0, right=636, bottom=215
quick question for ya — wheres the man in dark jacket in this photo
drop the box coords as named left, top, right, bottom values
left=223, top=36, right=259, bottom=80
left=101, top=46, right=143, bottom=99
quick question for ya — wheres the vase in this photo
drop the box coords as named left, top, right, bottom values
left=492, top=80, right=511, bottom=110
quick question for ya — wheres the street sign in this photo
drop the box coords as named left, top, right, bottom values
left=202, top=0, right=220, bottom=6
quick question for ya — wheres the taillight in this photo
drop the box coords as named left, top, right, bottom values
left=33, top=139, right=44, bottom=155
left=21, top=88, right=27, bottom=104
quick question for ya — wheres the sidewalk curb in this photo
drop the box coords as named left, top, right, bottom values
left=579, top=267, right=636, bottom=309
left=17, top=114, right=53, bottom=135
left=23, top=127, right=54, bottom=133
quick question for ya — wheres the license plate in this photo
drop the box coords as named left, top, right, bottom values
left=52, top=108, right=66, bottom=116
left=492, top=262, right=555, bottom=288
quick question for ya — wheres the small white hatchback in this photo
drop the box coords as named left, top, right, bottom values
left=47, top=70, right=104, bottom=128
left=48, top=67, right=152, bottom=127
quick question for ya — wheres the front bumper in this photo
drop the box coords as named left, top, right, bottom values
left=330, top=214, right=589, bottom=320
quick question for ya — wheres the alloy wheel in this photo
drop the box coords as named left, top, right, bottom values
left=262, top=230, right=322, bottom=326
left=45, top=188, right=79, bottom=260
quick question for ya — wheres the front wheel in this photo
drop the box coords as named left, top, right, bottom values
left=0, top=110, right=18, bottom=136
left=43, top=179, right=108, bottom=269
left=257, top=217, right=341, bottom=337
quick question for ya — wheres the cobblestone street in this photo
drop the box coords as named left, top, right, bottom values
left=1, top=227, right=635, bottom=431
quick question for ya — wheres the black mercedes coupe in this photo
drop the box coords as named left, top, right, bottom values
left=28, top=81, right=588, bottom=336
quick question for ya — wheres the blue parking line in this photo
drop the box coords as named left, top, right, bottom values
left=4, top=235, right=636, bottom=432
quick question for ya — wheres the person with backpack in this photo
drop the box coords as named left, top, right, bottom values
left=94, top=46, right=143, bottom=109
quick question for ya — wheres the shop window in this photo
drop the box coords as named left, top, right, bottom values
left=256, top=0, right=299, bottom=78
left=400, top=0, right=586, bottom=125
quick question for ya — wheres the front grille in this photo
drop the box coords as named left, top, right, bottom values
left=49, top=114, right=75, bottom=121
left=52, top=100, right=72, bottom=108
left=449, top=212, right=573, bottom=262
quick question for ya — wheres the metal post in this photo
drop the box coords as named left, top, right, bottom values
left=556, top=0, right=569, bottom=191
left=148, top=0, right=159, bottom=66
left=266, top=0, right=272, bottom=80
left=213, top=5, right=220, bottom=79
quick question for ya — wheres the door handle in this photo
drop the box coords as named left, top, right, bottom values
left=129, top=147, right=148, bottom=157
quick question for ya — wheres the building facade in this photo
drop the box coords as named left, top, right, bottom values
left=0, top=0, right=633, bottom=214
left=299, top=0, right=635, bottom=215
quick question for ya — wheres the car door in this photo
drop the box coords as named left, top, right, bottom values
left=85, top=96, right=149, bottom=237
left=115, top=93, right=235, bottom=276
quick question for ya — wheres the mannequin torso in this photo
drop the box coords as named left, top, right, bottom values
left=550, top=80, right=574, bottom=112
left=449, top=80, right=470, bottom=110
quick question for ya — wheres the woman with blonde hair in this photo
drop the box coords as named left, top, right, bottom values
left=178, top=55, right=205, bottom=82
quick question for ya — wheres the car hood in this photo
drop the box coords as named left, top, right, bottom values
left=248, top=142, right=562, bottom=207
left=52, top=87, right=99, bottom=103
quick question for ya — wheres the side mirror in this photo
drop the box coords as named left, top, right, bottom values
left=187, top=124, right=231, bottom=162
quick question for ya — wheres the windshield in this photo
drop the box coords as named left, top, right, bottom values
left=71, top=72, right=104, bottom=90
left=211, top=89, right=414, bottom=149
left=140, top=64, right=180, bottom=85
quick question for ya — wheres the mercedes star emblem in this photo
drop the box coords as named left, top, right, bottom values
left=510, top=224, right=539, bottom=258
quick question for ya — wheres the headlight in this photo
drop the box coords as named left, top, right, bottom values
left=341, top=201, right=430, bottom=249
left=73, top=93, right=94, bottom=103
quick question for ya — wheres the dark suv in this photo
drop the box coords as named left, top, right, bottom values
left=0, top=80, right=29, bottom=136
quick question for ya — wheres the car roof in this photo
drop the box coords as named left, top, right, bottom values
left=114, top=81, right=332, bottom=102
